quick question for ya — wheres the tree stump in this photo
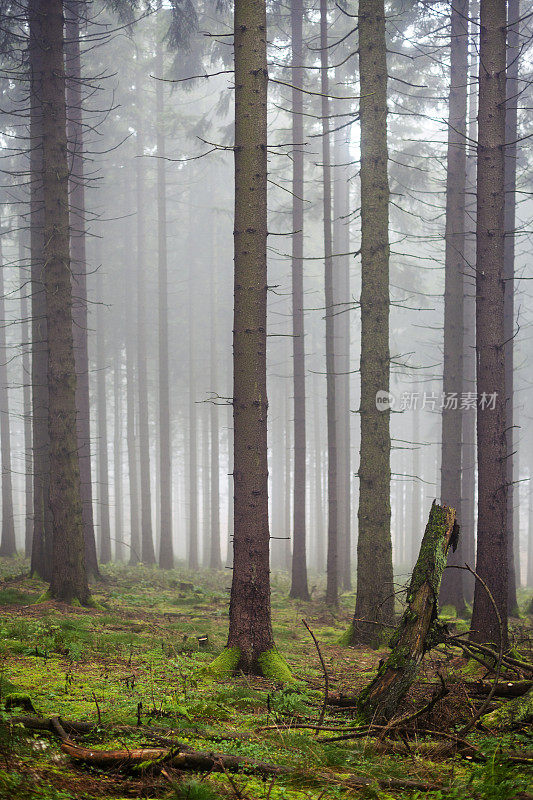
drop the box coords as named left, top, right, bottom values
left=357, top=501, right=458, bottom=722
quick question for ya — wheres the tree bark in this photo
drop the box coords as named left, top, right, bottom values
left=288, top=0, right=309, bottom=600
left=209, top=230, right=221, bottom=570
left=0, top=239, right=16, bottom=556
left=39, top=0, right=89, bottom=604
left=527, top=474, right=533, bottom=587
left=187, top=228, right=198, bottom=570
left=113, top=346, right=124, bottom=562
left=19, top=233, right=33, bottom=557
left=352, top=0, right=394, bottom=642
left=95, top=265, right=111, bottom=564
left=126, top=219, right=140, bottom=566
left=470, top=0, right=508, bottom=647
left=156, top=43, right=173, bottom=570
left=135, top=64, right=155, bottom=565
left=320, top=0, right=338, bottom=606
left=65, top=1, right=99, bottom=578
left=439, top=0, right=469, bottom=615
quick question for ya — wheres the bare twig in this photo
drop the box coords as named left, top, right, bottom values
left=302, top=619, right=329, bottom=728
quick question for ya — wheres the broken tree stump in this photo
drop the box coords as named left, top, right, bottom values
left=356, top=501, right=458, bottom=723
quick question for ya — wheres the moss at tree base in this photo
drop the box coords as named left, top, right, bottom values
left=206, top=647, right=294, bottom=682
left=205, top=647, right=242, bottom=678
left=337, top=624, right=354, bottom=646
left=256, top=649, right=293, bottom=682
left=482, top=687, right=533, bottom=729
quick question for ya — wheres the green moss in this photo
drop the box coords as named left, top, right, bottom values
left=34, top=589, right=52, bottom=604
left=5, top=692, right=36, bottom=713
left=257, top=648, right=294, bottom=683
left=205, top=646, right=242, bottom=678
left=482, top=687, right=533, bottom=729
left=85, top=596, right=104, bottom=611
left=337, top=623, right=354, bottom=646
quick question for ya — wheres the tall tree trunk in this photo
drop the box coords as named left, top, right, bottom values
left=39, top=0, right=89, bottom=604
left=156, top=45, right=173, bottom=570
left=283, top=388, right=292, bottom=571
left=313, top=366, right=325, bottom=573
left=216, top=0, right=285, bottom=677
left=187, top=243, right=198, bottom=570
left=209, top=247, right=222, bottom=570
left=226, top=400, right=233, bottom=567
left=527, top=473, right=533, bottom=587
left=0, top=239, right=16, bottom=556
left=439, top=0, right=469, bottom=615
left=351, top=0, right=394, bottom=642
left=96, top=267, right=111, bottom=563
left=135, top=65, right=155, bottom=565
left=126, top=244, right=140, bottom=566
left=29, top=0, right=53, bottom=580
left=504, top=0, right=520, bottom=615
left=288, top=0, right=309, bottom=600
left=410, top=402, right=421, bottom=567
left=113, top=346, right=123, bottom=562
left=19, top=233, right=33, bottom=557
left=470, top=0, right=508, bottom=647
left=202, top=406, right=210, bottom=566
left=65, top=2, right=99, bottom=577
left=320, top=0, right=338, bottom=606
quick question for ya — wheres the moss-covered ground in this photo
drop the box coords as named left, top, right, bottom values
left=0, top=557, right=531, bottom=800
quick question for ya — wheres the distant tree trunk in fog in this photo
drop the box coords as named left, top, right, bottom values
left=288, top=0, right=309, bottom=600
left=225, top=0, right=277, bottom=672
left=40, top=0, right=89, bottom=604
left=19, top=234, right=33, bottom=557
left=209, top=258, right=222, bottom=570
left=333, top=84, right=351, bottom=592
left=439, top=0, right=468, bottom=615
left=352, top=0, right=394, bottom=642
left=126, top=243, right=141, bottom=566
left=226, top=400, right=233, bottom=566
left=29, top=0, right=53, bottom=580
left=96, top=268, right=111, bottom=564
left=320, top=0, right=338, bottom=606
left=187, top=252, right=198, bottom=570
left=156, top=46, right=173, bottom=570
left=65, top=2, right=99, bottom=578
left=113, top=347, right=123, bottom=562
left=202, top=407, right=210, bottom=565
left=135, top=67, right=155, bottom=565
left=528, top=475, right=533, bottom=587
left=283, top=389, right=292, bottom=571
left=410, top=403, right=421, bottom=566
left=313, top=368, right=325, bottom=573
left=270, top=388, right=284, bottom=570
left=0, top=242, right=16, bottom=556
left=470, top=0, right=508, bottom=646
left=504, top=0, right=520, bottom=614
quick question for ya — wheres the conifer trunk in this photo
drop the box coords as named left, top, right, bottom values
left=113, top=346, right=123, bottom=562
left=0, top=239, right=16, bottom=556
left=187, top=245, right=198, bottom=570
left=96, top=267, right=111, bottom=563
left=352, top=0, right=394, bottom=641
left=19, top=234, right=33, bottom=557
left=470, top=0, right=508, bottom=646
left=209, top=237, right=221, bottom=570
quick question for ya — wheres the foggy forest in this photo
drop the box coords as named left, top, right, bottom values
left=0, top=0, right=531, bottom=797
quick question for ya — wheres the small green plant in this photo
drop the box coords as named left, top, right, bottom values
left=173, top=778, right=223, bottom=800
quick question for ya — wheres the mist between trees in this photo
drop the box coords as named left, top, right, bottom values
left=0, top=0, right=531, bottom=654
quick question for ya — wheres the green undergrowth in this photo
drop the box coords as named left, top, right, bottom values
left=0, top=558, right=530, bottom=800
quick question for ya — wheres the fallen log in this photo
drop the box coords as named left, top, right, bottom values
left=466, top=680, right=532, bottom=698
left=356, top=501, right=458, bottom=723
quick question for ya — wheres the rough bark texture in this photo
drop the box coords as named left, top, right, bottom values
left=65, top=2, right=99, bottom=578
left=504, top=0, right=520, bottom=613
left=352, top=0, right=394, bottom=641
left=220, top=0, right=280, bottom=676
left=470, top=0, right=508, bottom=647
left=156, top=45, right=173, bottom=570
left=19, top=234, right=33, bottom=557
left=0, top=241, right=16, bottom=556
left=356, top=502, right=457, bottom=722
left=439, top=0, right=469, bottom=615
left=96, top=266, right=111, bottom=564
left=320, top=0, right=338, bottom=606
left=39, top=0, right=89, bottom=604
left=288, top=0, right=308, bottom=601
left=135, top=66, right=155, bottom=565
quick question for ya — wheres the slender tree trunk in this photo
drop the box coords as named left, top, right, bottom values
left=283, top=388, right=292, bottom=571
left=222, top=0, right=280, bottom=675
left=0, top=240, right=16, bottom=556
left=39, top=0, right=89, bottom=603
left=313, top=367, right=325, bottom=573
left=320, top=0, right=338, bottom=606
left=187, top=244, right=198, bottom=570
left=439, top=0, right=469, bottom=615
left=19, top=233, right=33, bottom=557
left=202, top=406, right=210, bottom=566
left=135, top=66, right=155, bottom=565
left=288, top=0, right=309, bottom=600
left=470, top=0, right=508, bottom=647
left=209, top=249, right=222, bottom=570
left=527, top=473, right=533, bottom=587
left=155, top=45, right=173, bottom=570
left=352, top=0, right=394, bottom=642
left=95, top=267, right=111, bottom=563
left=29, top=0, right=53, bottom=580
left=504, top=0, right=520, bottom=615
left=126, top=259, right=140, bottom=566
left=410, top=402, right=421, bottom=567
left=113, top=346, right=123, bottom=562
left=65, top=2, right=98, bottom=577
left=226, top=399, right=233, bottom=567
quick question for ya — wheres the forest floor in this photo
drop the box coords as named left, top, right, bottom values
left=0, top=557, right=531, bottom=800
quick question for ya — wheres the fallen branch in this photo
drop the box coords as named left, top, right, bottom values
left=302, top=619, right=329, bottom=728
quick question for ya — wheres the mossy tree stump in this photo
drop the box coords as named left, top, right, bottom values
left=357, top=501, right=458, bottom=722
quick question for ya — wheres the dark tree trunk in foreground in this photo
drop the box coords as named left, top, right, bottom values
left=19, top=234, right=33, bottom=557
left=40, top=0, right=89, bottom=603
left=65, top=2, right=98, bottom=577
left=135, top=68, right=155, bottom=565
left=156, top=45, right=173, bottom=570
left=96, top=268, right=111, bottom=564
left=470, top=0, right=508, bottom=647
left=0, top=241, right=16, bottom=556
left=29, top=0, right=53, bottom=580
left=320, top=0, right=338, bottom=606
left=289, top=0, right=308, bottom=601
left=504, top=0, right=520, bottom=614
left=211, top=0, right=287, bottom=679
left=439, top=0, right=469, bottom=615
left=351, top=0, right=394, bottom=642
